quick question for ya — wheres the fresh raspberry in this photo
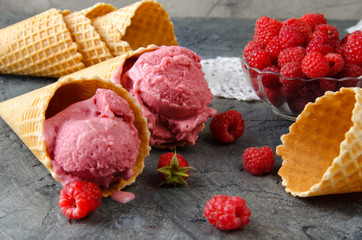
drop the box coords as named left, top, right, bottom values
left=338, top=63, right=362, bottom=78
left=325, top=53, right=344, bottom=76
left=283, top=18, right=313, bottom=41
left=341, top=30, right=362, bottom=65
left=278, top=46, right=306, bottom=67
left=261, top=65, right=281, bottom=88
left=301, top=52, right=330, bottom=78
left=337, top=64, right=362, bottom=88
left=300, top=13, right=327, bottom=31
left=279, top=25, right=305, bottom=49
left=59, top=180, right=103, bottom=219
left=254, top=16, right=282, bottom=46
left=203, top=195, right=251, bottom=231
left=157, top=152, right=194, bottom=186
left=245, top=49, right=272, bottom=70
left=264, top=87, right=284, bottom=107
left=314, top=24, right=340, bottom=43
left=279, top=61, right=305, bottom=98
left=265, top=35, right=282, bottom=60
left=297, top=82, right=322, bottom=102
left=312, top=25, right=340, bottom=51
left=242, top=146, right=275, bottom=176
left=287, top=96, right=310, bottom=113
left=210, top=110, right=245, bottom=143
left=319, top=79, right=337, bottom=92
left=306, top=35, right=334, bottom=55
left=243, top=40, right=264, bottom=59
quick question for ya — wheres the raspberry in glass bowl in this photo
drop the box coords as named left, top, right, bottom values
left=240, top=14, right=362, bottom=121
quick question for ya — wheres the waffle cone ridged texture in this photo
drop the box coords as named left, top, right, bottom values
left=0, top=0, right=177, bottom=78
left=276, top=87, right=362, bottom=197
left=0, top=77, right=151, bottom=197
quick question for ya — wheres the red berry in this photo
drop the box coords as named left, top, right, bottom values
left=242, top=146, right=275, bottom=176
left=264, top=87, right=284, bottom=107
left=314, top=24, right=340, bottom=43
left=265, top=35, right=282, bottom=60
left=279, top=25, right=305, bottom=49
left=59, top=180, right=103, bottom=219
left=283, top=18, right=313, bottom=41
left=254, top=16, right=282, bottom=46
left=278, top=46, right=306, bottom=67
left=288, top=96, right=310, bottom=113
left=306, top=35, right=334, bottom=55
left=157, top=152, right=193, bottom=186
left=301, top=52, right=330, bottom=78
left=325, top=53, right=344, bottom=76
left=319, top=79, right=337, bottom=92
left=210, top=110, right=245, bottom=143
left=243, top=40, right=264, bottom=59
left=341, top=30, right=362, bottom=65
left=300, top=13, right=327, bottom=31
left=204, top=195, right=251, bottom=231
left=261, top=65, right=281, bottom=88
left=245, top=49, right=272, bottom=70
left=338, top=63, right=362, bottom=78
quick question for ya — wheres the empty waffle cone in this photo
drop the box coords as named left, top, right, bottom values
left=63, top=11, right=113, bottom=66
left=276, top=87, right=362, bottom=197
left=91, top=0, right=178, bottom=56
left=0, top=9, right=85, bottom=77
left=0, top=76, right=150, bottom=197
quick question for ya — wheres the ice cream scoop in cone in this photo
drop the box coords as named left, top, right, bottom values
left=276, top=87, right=362, bottom=197
left=0, top=0, right=177, bottom=78
left=60, top=45, right=217, bottom=149
left=0, top=76, right=150, bottom=197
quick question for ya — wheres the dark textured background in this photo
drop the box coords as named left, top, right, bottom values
left=0, top=17, right=361, bottom=239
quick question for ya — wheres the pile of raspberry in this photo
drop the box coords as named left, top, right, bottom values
left=243, top=13, right=362, bottom=112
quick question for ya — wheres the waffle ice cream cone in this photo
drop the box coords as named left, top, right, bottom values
left=0, top=8, right=84, bottom=77
left=92, top=0, right=178, bottom=57
left=276, top=87, right=362, bottom=197
left=0, top=76, right=150, bottom=197
left=0, top=0, right=177, bottom=78
left=63, top=11, right=113, bottom=66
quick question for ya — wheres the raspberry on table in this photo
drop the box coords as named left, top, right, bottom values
left=278, top=46, right=306, bottom=67
left=157, top=152, right=194, bottom=186
left=59, top=180, right=103, bottom=219
left=242, top=146, right=275, bottom=176
left=301, top=52, right=330, bottom=78
left=210, top=110, right=245, bottom=143
left=203, top=195, right=251, bottom=231
left=254, top=16, right=282, bottom=46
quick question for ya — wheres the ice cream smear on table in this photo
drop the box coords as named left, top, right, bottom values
left=43, top=88, right=141, bottom=189
left=114, top=46, right=217, bottom=146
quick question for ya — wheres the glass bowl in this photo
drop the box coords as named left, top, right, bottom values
left=240, top=57, right=362, bottom=121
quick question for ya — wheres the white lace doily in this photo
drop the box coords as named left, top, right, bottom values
left=201, top=57, right=259, bottom=101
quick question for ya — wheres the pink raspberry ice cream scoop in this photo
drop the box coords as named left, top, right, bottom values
left=43, top=89, right=141, bottom=188
left=118, top=46, right=217, bottom=146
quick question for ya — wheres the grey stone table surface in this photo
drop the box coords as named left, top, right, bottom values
left=0, top=16, right=361, bottom=240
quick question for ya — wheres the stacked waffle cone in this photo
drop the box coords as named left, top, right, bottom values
left=0, top=0, right=178, bottom=78
left=276, top=87, right=362, bottom=197
left=0, top=76, right=151, bottom=197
